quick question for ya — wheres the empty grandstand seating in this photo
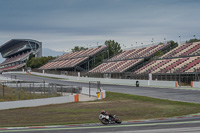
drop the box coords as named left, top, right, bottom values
left=54, top=46, right=107, bottom=61
left=40, top=57, right=88, bottom=70
left=39, top=46, right=107, bottom=70
left=134, top=56, right=200, bottom=74
left=89, top=43, right=170, bottom=74
left=1, top=52, right=31, bottom=66
left=0, top=63, right=25, bottom=72
left=160, top=42, right=200, bottom=58
left=108, top=43, right=169, bottom=61
left=89, top=59, right=143, bottom=73
left=133, top=41, right=200, bottom=74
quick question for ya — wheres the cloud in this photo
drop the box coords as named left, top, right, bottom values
left=0, top=0, right=200, bottom=51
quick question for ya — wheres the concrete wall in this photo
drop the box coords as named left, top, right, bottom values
left=77, top=77, right=176, bottom=88
left=81, top=87, right=106, bottom=99
left=0, top=95, right=74, bottom=110
left=82, top=87, right=98, bottom=96
left=0, top=86, right=105, bottom=110
left=191, top=81, right=200, bottom=88
left=149, top=80, right=178, bottom=87
left=3, top=72, right=177, bottom=88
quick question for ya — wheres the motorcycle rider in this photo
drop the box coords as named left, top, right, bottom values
left=101, top=110, right=115, bottom=120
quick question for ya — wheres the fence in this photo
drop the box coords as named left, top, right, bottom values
left=88, top=81, right=101, bottom=97
left=82, top=81, right=105, bottom=99
left=0, top=81, right=81, bottom=101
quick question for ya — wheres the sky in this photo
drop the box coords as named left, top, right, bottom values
left=0, top=0, right=200, bottom=51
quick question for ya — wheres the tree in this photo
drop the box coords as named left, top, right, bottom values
left=105, top=40, right=122, bottom=59
left=186, top=38, right=200, bottom=43
left=71, top=46, right=87, bottom=53
left=26, top=56, right=56, bottom=68
left=169, top=40, right=178, bottom=48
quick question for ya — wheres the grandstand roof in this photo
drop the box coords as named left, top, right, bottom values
left=0, top=39, right=41, bottom=52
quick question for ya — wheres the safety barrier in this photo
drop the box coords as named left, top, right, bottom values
left=0, top=95, right=74, bottom=110
left=81, top=87, right=106, bottom=99
left=191, top=81, right=200, bottom=88
left=3, top=72, right=178, bottom=88
left=0, top=86, right=106, bottom=110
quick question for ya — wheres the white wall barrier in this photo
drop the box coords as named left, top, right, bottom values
left=0, top=95, right=74, bottom=110
left=0, top=87, right=106, bottom=110
left=78, top=77, right=177, bottom=88
left=3, top=72, right=178, bottom=88
left=149, top=80, right=178, bottom=87
left=191, top=81, right=200, bottom=88
left=82, top=87, right=106, bottom=99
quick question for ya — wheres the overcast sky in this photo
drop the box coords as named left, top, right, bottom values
left=0, top=0, right=200, bottom=51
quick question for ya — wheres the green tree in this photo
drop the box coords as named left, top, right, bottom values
left=154, top=51, right=164, bottom=57
left=186, top=38, right=200, bottom=43
left=26, top=56, right=56, bottom=68
left=71, top=46, right=87, bottom=53
left=105, top=40, right=122, bottom=59
left=169, top=40, right=178, bottom=48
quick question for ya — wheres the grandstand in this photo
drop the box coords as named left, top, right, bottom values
left=89, top=43, right=171, bottom=75
left=0, top=39, right=42, bottom=72
left=134, top=41, right=200, bottom=75
left=39, top=45, right=107, bottom=71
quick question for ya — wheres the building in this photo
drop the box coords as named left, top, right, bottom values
left=0, top=39, right=42, bottom=72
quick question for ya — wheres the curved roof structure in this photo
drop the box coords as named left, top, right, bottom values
left=0, top=39, right=42, bottom=72
left=0, top=39, right=42, bottom=58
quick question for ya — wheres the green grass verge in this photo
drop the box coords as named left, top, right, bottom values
left=12, top=73, right=64, bottom=80
left=29, top=74, right=64, bottom=80
left=1, top=91, right=200, bottom=127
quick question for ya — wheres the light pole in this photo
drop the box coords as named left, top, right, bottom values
left=194, top=35, right=196, bottom=39
left=141, top=43, right=143, bottom=48
left=179, top=36, right=181, bottom=45
left=136, top=42, right=137, bottom=48
left=164, top=38, right=166, bottom=44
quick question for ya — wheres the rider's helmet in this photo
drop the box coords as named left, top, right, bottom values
left=101, top=110, right=106, bottom=114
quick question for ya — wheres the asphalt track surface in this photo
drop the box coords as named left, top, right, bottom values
left=1, top=117, right=200, bottom=133
left=3, top=73, right=200, bottom=103
left=2, top=74, right=200, bottom=132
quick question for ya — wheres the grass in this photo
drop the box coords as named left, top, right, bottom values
left=11, top=73, right=64, bottom=80
left=29, top=73, right=64, bottom=80
left=0, top=84, right=60, bottom=102
left=0, top=91, right=200, bottom=127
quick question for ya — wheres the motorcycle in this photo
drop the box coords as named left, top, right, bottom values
left=99, top=113, right=122, bottom=125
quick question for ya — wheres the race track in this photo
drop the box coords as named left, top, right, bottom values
left=1, top=73, right=200, bottom=133
left=3, top=73, right=200, bottom=103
